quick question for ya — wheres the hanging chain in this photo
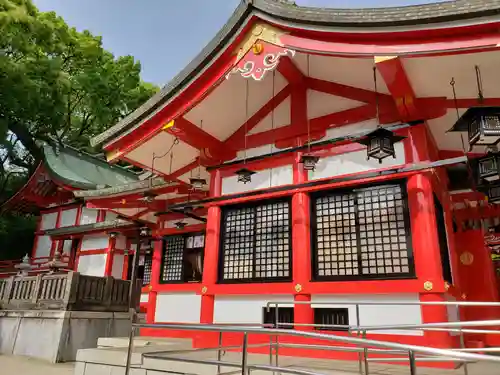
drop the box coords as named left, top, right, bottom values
left=169, top=149, right=174, bottom=175
left=270, top=69, right=276, bottom=188
left=475, top=65, right=484, bottom=103
left=307, top=54, right=311, bottom=152
left=373, top=66, right=380, bottom=126
left=450, top=78, right=467, bottom=153
left=244, top=78, right=250, bottom=164
left=198, top=120, right=203, bottom=178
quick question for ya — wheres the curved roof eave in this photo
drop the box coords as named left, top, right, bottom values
left=90, top=0, right=500, bottom=149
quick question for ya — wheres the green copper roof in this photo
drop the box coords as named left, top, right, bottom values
left=42, top=142, right=139, bottom=190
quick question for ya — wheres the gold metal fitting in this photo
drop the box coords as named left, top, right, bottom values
left=294, top=284, right=302, bottom=293
left=423, top=281, right=433, bottom=291
left=201, top=286, right=208, bottom=294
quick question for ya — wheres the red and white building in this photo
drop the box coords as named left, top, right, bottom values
left=5, top=0, right=500, bottom=361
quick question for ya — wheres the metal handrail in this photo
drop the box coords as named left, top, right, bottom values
left=134, top=322, right=500, bottom=363
left=124, top=300, right=500, bottom=375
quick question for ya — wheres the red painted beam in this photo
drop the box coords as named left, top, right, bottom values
left=375, top=56, right=420, bottom=121
left=307, top=77, right=394, bottom=107
left=224, top=85, right=291, bottom=147
left=446, top=98, right=500, bottom=108
left=167, top=117, right=224, bottom=151
left=238, top=104, right=381, bottom=150
left=277, top=56, right=305, bottom=86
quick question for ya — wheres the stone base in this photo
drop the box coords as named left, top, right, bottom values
left=0, top=310, right=130, bottom=363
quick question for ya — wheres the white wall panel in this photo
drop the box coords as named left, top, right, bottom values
left=221, top=165, right=293, bottom=195
left=308, top=142, right=405, bottom=181
left=34, top=235, right=52, bottom=258
left=140, top=293, right=149, bottom=303
left=155, top=293, right=201, bottom=323
left=311, top=294, right=423, bottom=336
left=214, top=295, right=293, bottom=324
left=111, top=254, right=124, bottom=279
left=81, top=234, right=109, bottom=251
left=40, top=212, right=58, bottom=230
left=115, top=235, right=127, bottom=250
left=105, top=211, right=118, bottom=221
left=77, top=254, right=107, bottom=277
left=80, top=208, right=98, bottom=225
left=59, top=208, right=78, bottom=227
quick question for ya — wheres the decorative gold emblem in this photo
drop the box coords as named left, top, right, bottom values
left=201, top=286, right=208, bottom=294
left=235, top=23, right=286, bottom=62
left=148, top=285, right=153, bottom=292
left=444, top=282, right=450, bottom=291
left=121, top=199, right=127, bottom=204
left=461, top=293, right=467, bottom=300
left=423, top=281, right=433, bottom=291
left=252, top=43, right=264, bottom=55
left=294, top=284, right=302, bottom=293
left=460, top=252, right=474, bottom=266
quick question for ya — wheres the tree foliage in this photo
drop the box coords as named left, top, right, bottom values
left=0, top=0, right=157, bottom=259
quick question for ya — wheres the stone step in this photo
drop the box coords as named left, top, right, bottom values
left=97, top=336, right=191, bottom=349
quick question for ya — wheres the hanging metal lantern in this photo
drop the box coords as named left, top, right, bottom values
left=108, top=231, right=119, bottom=238
left=487, top=184, right=500, bottom=204
left=356, top=128, right=405, bottom=164
left=175, top=221, right=187, bottom=230
left=189, top=178, right=207, bottom=190
left=235, top=168, right=256, bottom=184
left=142, top=191, right=157, bottom=203
left=299, top=154, right=320, bottom=171
left=448, top=107, right=500, bottom=149
left=140, top=227, right=152, bottom=237
left=477, top=148, right=500, bottom=182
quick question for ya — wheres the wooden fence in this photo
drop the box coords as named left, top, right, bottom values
left=0, top=272, right=141, bottom=312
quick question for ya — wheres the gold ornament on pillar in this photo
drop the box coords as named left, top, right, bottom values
left=294, top=284, right=303, bottom=293
left=423, top=281, right=433, bottom=291
left=460, top=251, right=474, bottom=265
left=201, top=286, right=208, bottom=294
left=444, top=282, right=450, bottom=291
left=147, top=285, right=153, bottom=292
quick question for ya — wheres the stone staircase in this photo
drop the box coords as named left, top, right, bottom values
left=73, top=336, right=500, bottom=375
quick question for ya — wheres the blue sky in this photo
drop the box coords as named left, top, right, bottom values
left=33, top=0, right=441, bottom=86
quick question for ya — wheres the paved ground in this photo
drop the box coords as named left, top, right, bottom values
left=0, top=354, right=74, bottom=375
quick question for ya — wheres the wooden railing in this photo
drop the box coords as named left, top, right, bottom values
left=0, top=255, right=73, bottom=278
left=0, top=272, right=141, bottom=312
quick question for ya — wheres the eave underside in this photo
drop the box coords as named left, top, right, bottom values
left=91, top=0, right=500, bottom=149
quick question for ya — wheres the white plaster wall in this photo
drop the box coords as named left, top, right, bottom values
left=221, top=165, right=293, bottom=195
left=40, top=212, right=58, bottom=230
left=446, top=295, right=460, bottom=336
left=81, top=234, right=109, bottom=251
left=105, top=211, right=118, bottom=221
left=213, top=295, right=294, bottom=324
left=111, top=254, right=124, bottom=279
left=140, top=293, right=149, bottom=303
left=80, top=208, right=98, bottom=225
left=114, top=235, right=127, bottom=250
left=34, top=235, right=52, bottom=258
left=311, top=294, right=423, bottom=336
left=77, top=254, right=107, bottom=277
left=309, top=142, right=405, bottom=181
left=59, top=208, right=77, bottom=227
left=62, top=240, right=72, bottom=254
left=155, top=293, right=201, bottom=323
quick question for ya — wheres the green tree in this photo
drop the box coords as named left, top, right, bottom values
left=0, top=0, right=157, bottom=259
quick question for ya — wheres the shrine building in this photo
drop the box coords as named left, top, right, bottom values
left=4, top=0, right=500, bottom=359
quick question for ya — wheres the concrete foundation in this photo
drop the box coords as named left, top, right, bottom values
left=0, top=310, right=130, bottom=363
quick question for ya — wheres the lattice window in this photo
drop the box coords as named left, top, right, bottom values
left=160, top=234, right=205, bottom=283
left=161, top=236, right=186, bottom=282
left=312, top=182, right=414, bottom=281
left=220, top=200, right=291, bottom=282
left=314, top=308, right=349, bottom=331
left=142, top=256, right=153, bottom=285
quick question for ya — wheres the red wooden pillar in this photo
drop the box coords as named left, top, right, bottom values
left=147, top=234, right=163, bottom=324
left=407, top=173, right=450, bottom=347
left=104, top=235, right=116, bottom=276
left=200, top=171, right=222, bottom=325
left=455, top=230, right=500, bottom=346
left=292, top=152, right=314, bottom=330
